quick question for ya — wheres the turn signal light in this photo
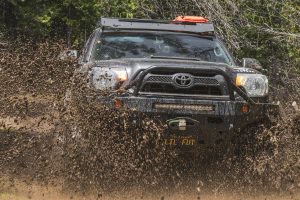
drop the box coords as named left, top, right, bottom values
left=242, top=104, right=250, bottom=113
left=114, top=99, right=123, bottom=109
left=116, top=71, right=128, bottom=81
left=236, top=75, right=247, bottom=86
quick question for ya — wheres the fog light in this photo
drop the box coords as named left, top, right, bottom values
left=114, top=99, right=123, bottom=109
left=242, top=104, right=250, bottom=113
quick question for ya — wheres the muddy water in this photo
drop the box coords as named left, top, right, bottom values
left=0, top=41, right=299, bottom=199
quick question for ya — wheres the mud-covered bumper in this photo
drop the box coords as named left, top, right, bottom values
left=91, top=66, right=278, bottom=146
left=95, top=95, right=278, bottom=146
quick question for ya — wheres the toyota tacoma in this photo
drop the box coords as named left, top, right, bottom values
left=67, top=16, right=278, bottom=148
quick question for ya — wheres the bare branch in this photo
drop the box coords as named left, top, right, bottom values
left=253, top=25, right=300, bottom=38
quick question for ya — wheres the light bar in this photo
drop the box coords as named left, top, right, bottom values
left=100, top=18, right=214, bottom=33
left=154, top=103, right=215, bottom=112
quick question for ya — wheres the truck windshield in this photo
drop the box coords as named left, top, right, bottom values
left=90, top=31, right=233, bottom=65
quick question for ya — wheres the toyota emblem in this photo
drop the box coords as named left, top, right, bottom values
left=173, top=73, right=193, bottom=88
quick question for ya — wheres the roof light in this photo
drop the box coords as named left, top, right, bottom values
left=174, top=16, right=209, bottom=23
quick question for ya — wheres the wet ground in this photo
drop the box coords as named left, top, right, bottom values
left=0, top=41, right=299, bottom=199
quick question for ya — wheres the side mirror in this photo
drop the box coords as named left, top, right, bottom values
left=58, top=50, right=78, bottom=60
left=242, top=58, right=263, bottom=71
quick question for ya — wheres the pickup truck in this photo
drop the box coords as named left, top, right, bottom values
left=66, top=16, right=278, bottom=148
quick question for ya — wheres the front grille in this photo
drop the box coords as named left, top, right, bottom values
left=147, top=76, right=172, bottom=83
left=142, top=83, right=222, bottom=95
left=194, top=77, right=219, bottom=85
left=141, top=73, right=224, bottom=96
left=150, top=70, right=216, bottom=77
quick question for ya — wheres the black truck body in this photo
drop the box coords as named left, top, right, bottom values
left=74, top=17, right=278, bottom=147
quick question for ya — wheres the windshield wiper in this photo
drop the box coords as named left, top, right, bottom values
left=150, top=55, right=202, bottom=61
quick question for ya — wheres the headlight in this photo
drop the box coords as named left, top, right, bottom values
left=91, top=68, right=128, bottom=90
left=236, top=73, right=268, bottom=97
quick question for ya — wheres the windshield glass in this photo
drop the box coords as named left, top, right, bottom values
left=90, top=31, right=233, bottom=65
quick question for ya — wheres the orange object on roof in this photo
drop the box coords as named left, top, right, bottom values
left=174, top=16, right=209, bottom=23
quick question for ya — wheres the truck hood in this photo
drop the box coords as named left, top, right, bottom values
left=89, top=58, right=235, bottom=79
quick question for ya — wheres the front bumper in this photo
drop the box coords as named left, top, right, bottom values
left=90, top=66, right=278, bottom=146
left=94, top=95, right=278, bottom=146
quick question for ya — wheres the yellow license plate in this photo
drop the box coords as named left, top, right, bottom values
left=164, top=137, right=197, bottom=146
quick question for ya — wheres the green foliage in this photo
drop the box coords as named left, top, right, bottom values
left=1, top=0, right=139, bottom=44
left=236, top=0, right=300, bottom=69
left=1, top=0, right=299, bottom=69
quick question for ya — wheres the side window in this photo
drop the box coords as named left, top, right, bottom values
left=211, top=43, right=230, bottom=64
left=81, top=31, right=97, bottom=62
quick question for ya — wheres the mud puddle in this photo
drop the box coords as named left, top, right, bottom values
left=0, top=95, right=299, bottom=199
left=0, top=178, right=299, bottom=200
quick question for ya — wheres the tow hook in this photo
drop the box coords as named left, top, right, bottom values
left=167, top=117, right=199, bottom=131
left=167, top=119, right=187, bottom=131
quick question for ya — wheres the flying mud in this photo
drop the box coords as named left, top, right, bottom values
left=0, top=41, right=299, bottom=199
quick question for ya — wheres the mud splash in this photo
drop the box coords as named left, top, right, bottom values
left=0, top=40, right=299, bottom=199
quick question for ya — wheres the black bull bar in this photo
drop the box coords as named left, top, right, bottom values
left=96, top=66, right=279, bottom=136
left=123, top=65, right=278, bottom=119
left=126, top=66, right=254, bottom=103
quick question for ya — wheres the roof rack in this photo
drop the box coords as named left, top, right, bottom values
left=98, top=17, right=214, bottom=34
